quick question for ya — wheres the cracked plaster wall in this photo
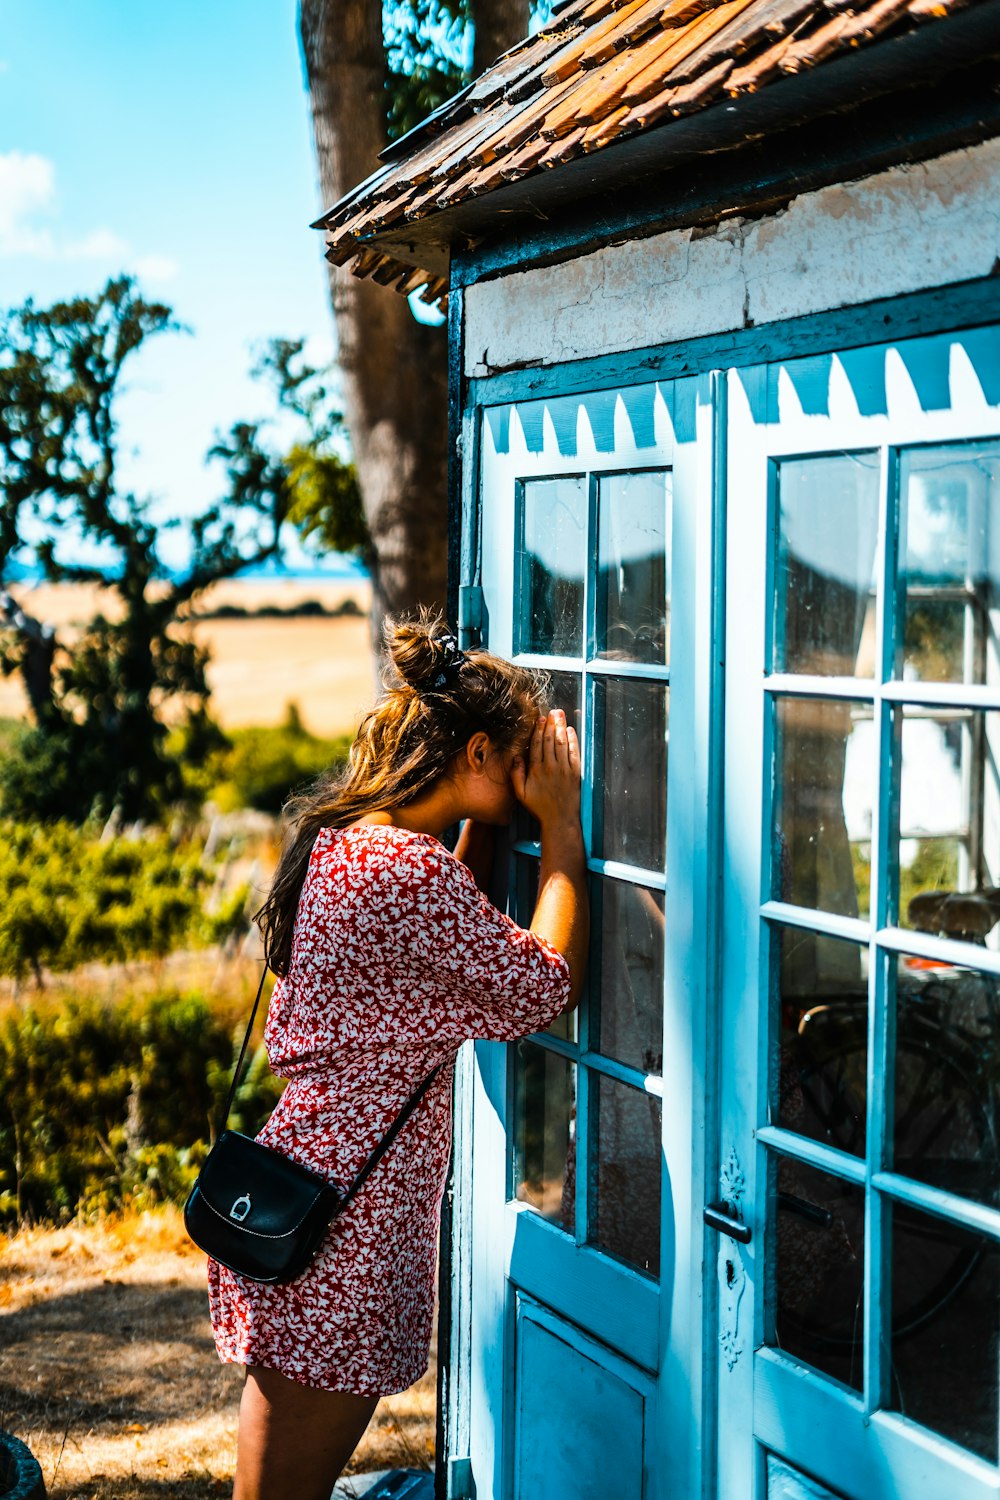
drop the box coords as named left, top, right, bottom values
left=463, top=136, right=1000, bottom=376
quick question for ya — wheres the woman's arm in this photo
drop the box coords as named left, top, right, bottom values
left=452, top=819, right=497, bottom=894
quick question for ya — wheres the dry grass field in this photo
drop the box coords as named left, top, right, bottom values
left=0, top=578, right=376, bottom=737
left=0, top=1208, right=436, bottom=1499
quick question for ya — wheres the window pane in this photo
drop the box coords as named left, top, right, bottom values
left=596, top=470, right=670, bottom=665
left=772, top=924, right=868, bottom=1157
left=512, top=1042, right=576, bottom=1233
left=773, top=453, right=880, bottom=677
left=512, top=856, right=576, bottom=1042
left=519, top=477, right=587, bottom=656
left=897, top=707, right=1000, bottom=935
left=900, top=441, right=1000, bottom=687
left=772, top=697, right=875, bottom=918
left=589, top=1074, right=660, bottom=1277
left=594, top=678, right=668, bottom=872
left=889, top=1202, right=999, bottom=1462
left=771, top=1157, right=864, bottom=1391
left=592, top=876, right=664, bottom=1076
left=892, top=955, right=1000, bottom=1205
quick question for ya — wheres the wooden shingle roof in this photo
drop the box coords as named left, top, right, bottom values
left=313, top=0, right=990, bottom=307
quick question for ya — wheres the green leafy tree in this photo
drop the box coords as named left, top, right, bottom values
left=0, top=279, right=306, bottom=822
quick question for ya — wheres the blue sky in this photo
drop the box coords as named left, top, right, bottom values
left=0, top=0, right=376, bottom=572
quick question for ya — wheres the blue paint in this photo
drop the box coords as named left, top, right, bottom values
left=896, top=334, right=953, bottom=410
left=484, top=403, right=511, bottom=459
left=960, top=325, right=1000, bottom=406
left=620, top=383, right=658, bottom=449
left=838, top=345, right=889, bottom=416
left=770, top=353, right=835, bottom=418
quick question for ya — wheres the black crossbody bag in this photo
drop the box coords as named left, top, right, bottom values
left=184, top=967, right=442, bottom=1284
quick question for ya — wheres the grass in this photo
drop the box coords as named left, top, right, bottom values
left=0, top=1206, right=436, bottom=1499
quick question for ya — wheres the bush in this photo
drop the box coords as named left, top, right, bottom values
left=0, top=988, right=283, bottom=1224
left=213, top=706, right=351, bottom=814
left=0, top=821, right=209, bottom=982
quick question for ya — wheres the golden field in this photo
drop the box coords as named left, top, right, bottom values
left=0, top=578, right=377, bottom=737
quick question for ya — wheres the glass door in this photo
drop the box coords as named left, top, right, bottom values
left=466, top=375, right=714, bottom=1500
left=720, top=327, right=1000, bottom=1500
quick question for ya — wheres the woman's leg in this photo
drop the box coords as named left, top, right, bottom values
left=233, top=1364, right=379, bottom=1500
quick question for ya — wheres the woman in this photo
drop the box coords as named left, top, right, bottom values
left=209, top=614, right=588, bottom=1500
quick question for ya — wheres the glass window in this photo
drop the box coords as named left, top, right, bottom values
left=899, top=441, right=1000, bottom=687
left=596, top=471, right=670, bottom=665
left=889, top=1202, right=999, bottom=1461
left=771, top=1158, right=865, bottom=1391
left=589, top=1074, right=661, bottom=1277
left=773, top=453, right=880, bottom=677
left=512, top=1042, right=576, bottom=1234
left=511, top=855, right=577, bottom=1042
left=772, top=696, right=875, bottom=918
left=771, top=925, right=869, bottom=1157
left=591, top=876, right=664, bottom=1076
left=897, top=707, right=1000, bottom=934
left=519, top=477, right=587, bottom=656
left=593, top=678, right=668, bottom=873
left=892, top=954, right=1000, bottom=1206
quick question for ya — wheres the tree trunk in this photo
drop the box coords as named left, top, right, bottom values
left=298, top=0, right=530, bottom=652
left=474, top=0, right=530, bottom=78
left=299, top=0, right=450, bottom=648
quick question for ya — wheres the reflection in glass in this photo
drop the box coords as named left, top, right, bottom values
left=514, top=671, right=582, bottom=849
left=900, top=441, right=1000, bottom=687
left=772, top=1157, right=864, bottom=1390
left=892, top=956, right=1000, bottom=1206
left=596, top=470, right=670, bottom=665
left=589, top=1075, right=660, bottom=1277
left=519, top=477, right=587, bottom=656
left=772, top=925, right=868, bottom=1156
left=512, top=856, right=577, bottom=1043
left=592, top=877, right=664, bottom=1076
left=512, top=1042, right=576, bottom=1232
left=898, top=708, right=1000, bottom=936
left=773, top=453, right=880, bottom=677
left=889, top=1202, right=999, bottom=1461
left=594, top=678, right=667, bottom=872
left=773, top=697, right=874, bottom=918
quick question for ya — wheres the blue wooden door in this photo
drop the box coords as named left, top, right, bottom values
left=719, top=324, right=1000, bottom=1500
left=458, top=374, right=717, bottom=1500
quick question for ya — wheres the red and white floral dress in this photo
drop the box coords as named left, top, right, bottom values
left=208, top=824, right=571, bottom=1396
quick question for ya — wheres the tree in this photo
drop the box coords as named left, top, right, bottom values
left=0, top=279, right=323, bottom=823
left=298, top=0, right=532, bottom=642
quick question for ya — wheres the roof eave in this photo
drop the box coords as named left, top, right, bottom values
left=340, top=0, right=1000, bottom=280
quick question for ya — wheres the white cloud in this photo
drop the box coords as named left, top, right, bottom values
left=133, top=253, right=179, bottom=284
left=0, top=149, right=56, bottom=256
left=0, top=150, right=177, bottom=281
left=64, top=226, right=131, bottom=261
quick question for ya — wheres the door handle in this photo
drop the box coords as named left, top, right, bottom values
left=703, top=1201, right=752, bottom=1244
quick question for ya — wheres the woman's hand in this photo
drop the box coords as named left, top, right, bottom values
left=510, top=710, right=581, bottom=832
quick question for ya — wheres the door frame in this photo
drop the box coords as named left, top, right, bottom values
left=444, top=274, right=1000, bottom=1500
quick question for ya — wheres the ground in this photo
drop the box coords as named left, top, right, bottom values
left=0, top=579, right=376, bottom=736
left=0, top=1208, right=435, bottom=1499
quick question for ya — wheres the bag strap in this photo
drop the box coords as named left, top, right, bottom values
left=219, top=964, right=271, bottom=1133
left=221, top=966, right=444, bottom=1200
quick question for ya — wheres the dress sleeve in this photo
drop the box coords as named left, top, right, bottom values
left=373, top=835, right=573, bottom=1043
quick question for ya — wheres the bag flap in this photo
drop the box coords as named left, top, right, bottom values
left=197, top=1131, right=340, bottom=1238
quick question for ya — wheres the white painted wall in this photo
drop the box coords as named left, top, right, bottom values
left=463, top=136, right=1000, bottom=375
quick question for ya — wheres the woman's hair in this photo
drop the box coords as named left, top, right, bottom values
left=255, top=610, right=549, bottom=976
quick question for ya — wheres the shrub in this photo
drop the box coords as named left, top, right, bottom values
left=0, top=988, right=283, bottom=1224
left=0, top=821, right=209, bottom=982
